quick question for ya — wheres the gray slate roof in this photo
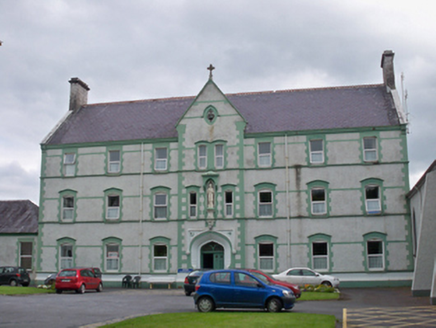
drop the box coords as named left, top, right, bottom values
left=0, top=200, right=39, bottom=234
left=44, top=84, right=400, bottom=145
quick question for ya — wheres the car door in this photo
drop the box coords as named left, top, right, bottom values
left=0, top=267, right=6, bottom=284
left=209, top=271, right=233, bottom=306
left=301, top=269, right=321, bottom=285
left=284, top=269, right=303, bottom=285
left=233, top=272, right=266, bottom=307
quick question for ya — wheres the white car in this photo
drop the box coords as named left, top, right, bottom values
left=273, top=267, right=340, bottom=288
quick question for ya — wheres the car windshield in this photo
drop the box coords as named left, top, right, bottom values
left=59, top=270, right=76, bottom=277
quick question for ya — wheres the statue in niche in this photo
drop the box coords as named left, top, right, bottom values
left=207, top=181, right=214, bottom=209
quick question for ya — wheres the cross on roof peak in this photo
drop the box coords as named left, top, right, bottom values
left=207, top=64, right=215, bottom=79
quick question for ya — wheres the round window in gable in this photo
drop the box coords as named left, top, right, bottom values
left=203, top=106, right=218, bottom=125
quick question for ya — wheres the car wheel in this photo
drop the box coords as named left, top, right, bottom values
left=96, top=283, right=103, bottom=292
left=9, top=280, right=17, bottom=287
left=56, top=289, right=62, bottom=294
left=321, top=281, right=332, bottom=287
left=266, top=297, right=282, bottom=312
left=184, top=290, right=192, bottom=296
left=76, top=284, right=86, bottom=294
left=197, top=296, right=215, bottom=312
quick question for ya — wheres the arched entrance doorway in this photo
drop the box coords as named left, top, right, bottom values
left=201, top=242, right=224, bottom=269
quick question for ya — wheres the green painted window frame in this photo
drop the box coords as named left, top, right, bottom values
left=150, top=237, right=171, bottom=273
left=151, top=186, right=171, bottom=221
left=360, top=132, right=380, bottom=163
left=360, top=178, right=384, bottom=215
left=59, top=189, right=77, bottom=223
left=106, top=147, right=122, bottom=175
left=197, top=143, right=208, bottom=170
left=103, top=188, right=123, bottom=222
left=62, top=149, right=77, bottom=177
left=57, top=237, right=76, bottom=270
left=222, top=184, right=236, bottom=218
left=186, top=186, right=200, bottom=219
left=153, top=145, right=169, bottom=172
left=254, top=235, right=277, bottom=273
left=256, top=139, right=274, bottom=168
left=254, top=183, right=276, bottom=218
left=306, top=180, right=330, bottom=217
left=308, top=234, right=332, bottom=272
left=307, top=135, right=326, bottom=165
left=363, top=232, right=387, bottom=271
left=102, top=237, right=122, bottom=273
left=203, top=105, right=218, bottom=125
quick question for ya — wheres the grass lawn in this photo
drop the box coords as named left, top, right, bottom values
left=0, top=286, right=54, bottom=295
left=299, top=291, right=340, bottom=301
left=102, top=312, right=336, bottom=328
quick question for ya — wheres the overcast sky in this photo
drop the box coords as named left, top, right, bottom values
left=1, top=0, right=435, bottom=205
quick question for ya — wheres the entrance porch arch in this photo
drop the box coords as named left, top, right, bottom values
left=190, top=231, right=232, bottom=269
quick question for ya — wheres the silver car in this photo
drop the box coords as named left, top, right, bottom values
left=272, top=267, right=340, bottom=288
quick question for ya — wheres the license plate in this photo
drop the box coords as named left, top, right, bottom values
left=61, top=279, right=70, bottom=282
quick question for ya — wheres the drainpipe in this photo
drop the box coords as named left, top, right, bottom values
left=138, top=143, right=145, bottom=276
left=285, top=134, right=291, bottom=268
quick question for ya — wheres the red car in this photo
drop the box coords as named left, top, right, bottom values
left=55, top=268, right=103, bottom=294
left=244, top=269, right=301, bottom=298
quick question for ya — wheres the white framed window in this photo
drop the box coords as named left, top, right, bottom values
left=153, top=244, right=168, bottom=271
left=60, top=244, right=73, bottom=269
left=311, top=188, right=326, bottom=215
left=225, top=191, right=233, bottom=217
left=108, top=150, right=120, bottom=173
left=310, top=139, right=324, bottom=164
left=62, top=196, right=74, bottom=220
left=363, top=137, right=378, bottom=162
left=107, top=195, right=120, bottom=219
left=215, top=144, right=224, bottom=169
left=155, top=148, right=167, bottom=171
left=259, top=243, right=274, bottom=271
left=312, top=242, right=328, bottom=270
left=198, top=145, right=207, bottom=169
left=259, top=190, right=273, bottom=217
left=258, top=142, right=271, bottom=167
left=367, top=240, right=384, bottom=270
left=64, top=153, right=76, bottom=176
left=189, top=192, right=197, bottom=218
left=20, top=242, right=32, bottom=270
left=154, top=193, right=167, bottom=219
left=365, top=185, right=381, bottom=214
left=106, top=244, right=119, bottom=271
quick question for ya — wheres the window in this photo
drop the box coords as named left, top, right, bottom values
left=215, top=144, right=224, bottom=169
left=155, top=148, right=167, bottom=171
left=62, top=196, right=74, bottom=220
left=258, top=142, right=271, bottom=167
left=365, top=185, right=381, bottom=214
left=107, top=195, right=120, bottom=219
left=64, top=153, right=76, bottom=176
left=367, top=240, right=384, bottom=270
left=106, top=244, right=119, bottom=271
left=311, top=188, right=326, bottom=215
left=154, top=193, right=167, bottom=219
left=20, top=242, right=32, bottom=270
left=60, top=244, right=73, bottom=269
left=225, top=191, right=233, bottom=217
left=189, top=192, right=197, bottom=218
left=153, top=245, right=168, bottom=271
left=310, top=139, right=324, bottom=164
left=198, top=145, right=207, bottom=169
left=259, top=191, right=272, bottom=217
left=259, top=243, right=274, bottom=271
left=312, top=242, right=328, bottom=270
left=363, top=137, right=377, bottom=162
left=108, top=150, right=120, bottom=173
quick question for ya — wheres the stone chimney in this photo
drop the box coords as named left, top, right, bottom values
left=69, top=77, right=90, bottom=111
left=381, top=50, right=396, bottom=90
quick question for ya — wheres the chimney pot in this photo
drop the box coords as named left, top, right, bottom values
left=69, top=77, right=90, bottom=111
left=381, top=50, right=396, bottom=90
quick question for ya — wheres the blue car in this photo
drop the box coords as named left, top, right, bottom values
left=194, top=269, right=296, bottom=312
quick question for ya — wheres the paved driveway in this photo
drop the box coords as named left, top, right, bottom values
left=0, top=287, right=432, bottom=328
